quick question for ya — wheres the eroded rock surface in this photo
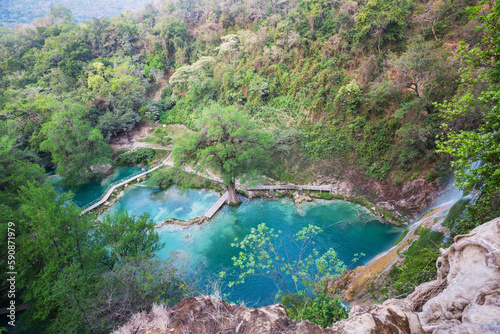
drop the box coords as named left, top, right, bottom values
left=90, top=163, right=113, bottom=174
left=113, top=218, right=500, bottom=334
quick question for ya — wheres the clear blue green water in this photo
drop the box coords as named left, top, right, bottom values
left=48, top=166, right=143, bottom=207
left=102, top=190, right=402, bottom=307
left=53, top=172, right=402, bottom=307
left=102, top=185, right=220, bottom=222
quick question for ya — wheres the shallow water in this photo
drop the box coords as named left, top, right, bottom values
left=150, top=196, right=403, bottom=307
left=103, top=185, right=220, bottom=222
left=49, top=166, right=143, bottom=207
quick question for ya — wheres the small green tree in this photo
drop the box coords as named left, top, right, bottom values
left=226, top=223, right=347, bottom=294
left=173, top=104, right=274, bottom=203
left=223, top=223, right=353, bottom=327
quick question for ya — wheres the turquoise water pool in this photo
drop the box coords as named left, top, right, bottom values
left=147, top=196, right=403, bottom=307
left=62, top=174, right=402, bottom=307
left=49, top=166, right=143, bottom=207
left=102, top=185, right=220, bottom=222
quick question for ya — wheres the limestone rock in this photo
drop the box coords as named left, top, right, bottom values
left=293, top=192, right=312, bottom=205
left=330, top=303, right=423, bottom=334
left=90, top=163, right=113, bottom=174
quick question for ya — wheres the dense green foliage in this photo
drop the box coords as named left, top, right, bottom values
left=40, top=101, right=113, bottom=187
left=0, top=0, right=481, bottom=188
left=437, top=0, right=500, bottom=233
left=373, top=228, right=443, bottom=302
left=282, top=293, right=349, bottom=328
left=173, top=104, right=274, bottom=202
left=13, top=182, right=186, bottom=333
left=117, top=147, right=156, bottom=165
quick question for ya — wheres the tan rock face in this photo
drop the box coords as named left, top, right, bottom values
left=405, top=218, right=500, bottom=333
left=90, top=163, right=113, bottom=174
left=113, top=218, right=500, bottom=334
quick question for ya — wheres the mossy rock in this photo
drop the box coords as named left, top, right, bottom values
left=228, top=200, right=242, bottom=207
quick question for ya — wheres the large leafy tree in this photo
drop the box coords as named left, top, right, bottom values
left=173, top=104, right=274, bottom=203
left=40, top=102, right=112, bottom=187
left=0, top=120, right=45, bottom=215
left=16, top=182, right=184, bottom=333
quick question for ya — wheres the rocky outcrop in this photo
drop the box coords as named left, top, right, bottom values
left=154, top=216, right=208, bottom=228
left=113, top=218, right=500, bottom=334
left=90, top=163, right=113, bottom=174
left=293, top=192, right=313, bottom=205
left=397, top=217, right=500, bottom=333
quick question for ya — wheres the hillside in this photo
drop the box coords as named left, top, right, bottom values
left=0, top=0, right=153, bottom=27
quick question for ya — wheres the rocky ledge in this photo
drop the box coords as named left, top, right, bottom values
left=113, top=218, right=500, bottom=334
left=154, top=216, right=208, bottom=228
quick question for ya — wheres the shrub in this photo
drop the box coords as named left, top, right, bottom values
left=282, top=293, right=349, bottom=328
left=117, top=148, right=156, bottom=165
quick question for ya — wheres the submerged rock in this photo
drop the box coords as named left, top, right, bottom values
left=155, top=216, right=208, bottom=228
left=114, top=218, right=500, bottom=334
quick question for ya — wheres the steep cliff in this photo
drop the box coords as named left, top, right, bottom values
left=113, top=218, right=500, bottom=334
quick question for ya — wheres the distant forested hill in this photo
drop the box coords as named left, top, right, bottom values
left=0, top=0, right=153, bottom=26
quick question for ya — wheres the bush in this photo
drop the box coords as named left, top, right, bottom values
left=375, top=244, right=440, bottom=302
left=282, top=293, right=349, bottom=328
left=117, top=148, right=156, bottom=165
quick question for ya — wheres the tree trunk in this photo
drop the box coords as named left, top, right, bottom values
left=432, top=21, right=438, bottom=42
left=227, top=181, right=239, bottom=204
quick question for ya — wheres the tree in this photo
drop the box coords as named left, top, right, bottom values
left=17, top=182, right=96, bottom=323
left=0, top=120, right=45, bottom=212
left=437, top=1, right=500, bottom=228
left=173, top=104, right=274, bottom=203
left=354, top=0, right=413, bottom=50
left=225, top=223, right=347, bottom=295
left=96, top=211, right=165, bottom=269
left=388, top=36, right=457, bottom=99
left=15, top=182, right=182, bottom=333
left=40, top=102, right=112, bottom=187
left=222, top=223, right=352, bottom=327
